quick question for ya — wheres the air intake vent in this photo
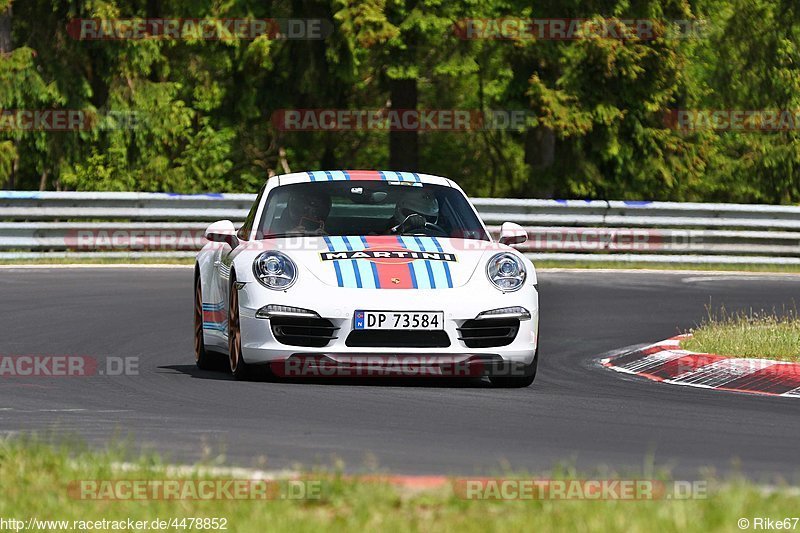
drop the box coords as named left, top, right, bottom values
left=458, top=318, right=519, bottom=348
left=271, top=317, right=338, bottom=348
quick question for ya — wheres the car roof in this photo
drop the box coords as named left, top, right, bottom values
left=269, top=170, right=460, bottom=190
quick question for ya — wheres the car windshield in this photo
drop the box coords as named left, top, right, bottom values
left=255, top=181, right=489, bottom=240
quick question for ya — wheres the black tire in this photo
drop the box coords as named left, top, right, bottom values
left=489, top=349, right=538, bottom=388
left=228, top=272, right=250, bottom=380
left=194, top=268, right=214, bottom=370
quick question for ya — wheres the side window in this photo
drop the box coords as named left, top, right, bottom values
left=237, top=185, right=266, bottom=240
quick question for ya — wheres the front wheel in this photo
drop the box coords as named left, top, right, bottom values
left=489, top=349, right=538, bottom=388
left=228, top=273, right=250, bottom=380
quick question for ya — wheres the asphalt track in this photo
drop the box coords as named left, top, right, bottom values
left=1, top=267, right=799, bottom=482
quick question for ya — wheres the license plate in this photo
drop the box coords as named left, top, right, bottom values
left=354, top=311, right=444, bottom=330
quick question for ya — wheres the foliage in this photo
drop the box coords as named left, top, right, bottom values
left=0, top=0, right=798, bottom=203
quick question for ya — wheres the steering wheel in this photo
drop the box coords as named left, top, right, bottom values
left=390, top=214, right=447, bottom=236
left=423, top=222, right=447, bottom=236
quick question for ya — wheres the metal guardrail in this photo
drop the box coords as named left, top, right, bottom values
left=1, top=191, right=799, bottom=264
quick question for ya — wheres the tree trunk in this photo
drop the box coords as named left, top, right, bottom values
left=525, top=126, right=555, bottom=169
left=38, top=170, right=48, bottom=191
left=278, top=146, right=291, bottom=174
left=320, top=143, right=336, bottom=171
left=525, top=126, right=556, bottom=197
left=8, top=153, right=17, bottom=189
left=2, top=6, right=13, bottom=189
left=0, top=5, right=11, bottom=53
left=389, top=78, right=418, bottom=171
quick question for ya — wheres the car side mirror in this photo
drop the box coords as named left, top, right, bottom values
left=498, top=222, right=527, bottom=246
left=204, top=220, right=240, bottom=248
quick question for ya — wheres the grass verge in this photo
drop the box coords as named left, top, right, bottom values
left=0, top=438, right=797, bottom=532
left=681, top=307, right=800, bottom=362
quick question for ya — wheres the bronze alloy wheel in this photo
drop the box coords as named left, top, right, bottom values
left=228, top=273, right=248, bottom=379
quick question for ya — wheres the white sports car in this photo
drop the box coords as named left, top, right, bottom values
left=194, top=170, right=539, bottom=387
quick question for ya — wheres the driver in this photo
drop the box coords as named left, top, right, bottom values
left=274, top=188, right=331, bottom=234
left=387, top=188, right=439, bottom=233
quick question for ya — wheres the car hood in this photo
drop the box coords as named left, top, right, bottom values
left=241, top=235, right=500, bottom=289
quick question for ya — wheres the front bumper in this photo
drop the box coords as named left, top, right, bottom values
left=236, top=283, right=539, bottom=372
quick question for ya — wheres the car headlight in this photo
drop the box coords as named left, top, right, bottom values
left=253, top=251, right=297, bottom=290
left=486, top=253, right=526, bottom=292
